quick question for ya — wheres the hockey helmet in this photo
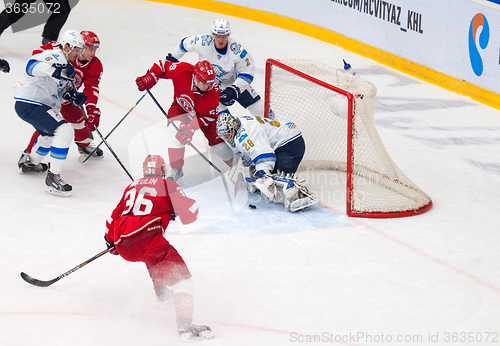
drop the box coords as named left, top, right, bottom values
left=59, top=30, right=85, bottom=51
left=216, top=112, right=241, bottom=145
left=143, top=155, right=167, bottom=178
left=194, top=60, right=215, bottom=85
left=212, top=19, right=231, bottom=36
left=81, top=30, right=100, bottom=49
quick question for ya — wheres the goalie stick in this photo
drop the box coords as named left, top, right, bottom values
left=20, top=249, right=109, bottom=287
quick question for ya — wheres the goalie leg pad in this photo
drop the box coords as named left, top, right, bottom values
left=286, top=182, right=319, bottom=212
left=272, top=172, right=319, bottom=212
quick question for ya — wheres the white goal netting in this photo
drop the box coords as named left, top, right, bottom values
left=265, top=59, right=432, bottom=217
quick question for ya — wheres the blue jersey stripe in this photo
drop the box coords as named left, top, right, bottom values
left=279, top=133, right=302, bottom=147
left=254, top=153, right=277, bottom=165
left=50, top=147, right=69, bottom=160
left=26, top=59, right=40, bottom=76
left=179, top=37, right=188, bottom=53
left=14, top=97, right=44, bottom=106
left=237, top=73, right=254, bottom=84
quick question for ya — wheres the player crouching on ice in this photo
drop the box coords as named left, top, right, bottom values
left=104, top=155, right=213, bottom=342
left=216, top=113, right=318, bottom=212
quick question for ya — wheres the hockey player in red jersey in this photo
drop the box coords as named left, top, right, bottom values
left=105, top=155, right=213, bottom=342
left=20, top=30, right=104, bottom=165
left=135, top=59, right=233, bottom=184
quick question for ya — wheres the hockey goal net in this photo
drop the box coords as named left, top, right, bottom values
left=264, top=58, right=432, bottom=218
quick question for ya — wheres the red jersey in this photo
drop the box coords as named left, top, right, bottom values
left=106, top=177, right=198, bottom=245
left=148, top=60, right=220, bottom=126
left=33, top=42, right=103, bottom=110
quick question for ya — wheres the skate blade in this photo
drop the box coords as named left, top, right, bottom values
left=19, top=165, right=47, bottom=173
left=45, top=185, right=72, bottom=197
left=180, top=329, right=214, bottom=342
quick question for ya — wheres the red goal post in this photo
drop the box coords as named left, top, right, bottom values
left=264, top=58, right=432, bottom=218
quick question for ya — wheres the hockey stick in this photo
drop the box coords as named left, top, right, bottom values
left=145, top=89, right=222, bottom=174
left=20, top=249, right=109, bottom=287
left=146, top=89, right=234, bottom=212
left=71, top=81, right=134, bottom=181
left=82, top=93, right=147, bottom=163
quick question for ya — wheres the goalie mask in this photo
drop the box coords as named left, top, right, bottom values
left=216, top=113, right=241, bottom=145
left=143, top=155, right=167, bottom=178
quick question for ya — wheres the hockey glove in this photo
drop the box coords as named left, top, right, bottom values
left=85, top=106, right=101, bottom=131
left=0, top=58, right=10, bottom=73
left=104, top=236, right=118, bottom=255
left=165, top=53, right=179, bottom=63
left=175, top=122, right=195, bottom=145
left=220, top=85, right=240, bottom=106
left=135, top=72, right=157, bottom=91
left=250, top=170, right=276, bottom=202
left=52, top=63, right=76, bottom=80
left=62, top=88, right=87, bottom=107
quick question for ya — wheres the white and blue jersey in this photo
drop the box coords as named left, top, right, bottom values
left=14, top=47, right=70, bottom=112
left=232, top=115, right=302, bottom=172
left=172, top=34, right=256, bottom=92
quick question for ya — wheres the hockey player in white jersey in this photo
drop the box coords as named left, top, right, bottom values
left=167, top=19, right=265, bottom=118
left=216, top=113, right=318, bottom=212
left=14, top=30, right=86, bottom=196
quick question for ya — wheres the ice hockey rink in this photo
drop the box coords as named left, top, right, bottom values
left=1, top=0, right=500, bottom=345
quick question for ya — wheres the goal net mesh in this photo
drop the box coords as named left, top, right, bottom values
left=265, top=59, right=432, bottom=217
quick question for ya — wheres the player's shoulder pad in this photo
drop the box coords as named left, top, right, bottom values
left=198, top=34, right=213, bottom=46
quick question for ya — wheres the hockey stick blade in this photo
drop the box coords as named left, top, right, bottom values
left=20, top=272, right=59, bottom=287
left=78, top=154, right=89, bottom=163
left=20, top=248, right=109, bottom=288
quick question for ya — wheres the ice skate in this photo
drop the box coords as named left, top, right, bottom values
left=18, top=150, right=48, bottom=173
left=166, top=168, right=184, bottom=185
left=177, top=319, right=214, bottom=342
left=77, top=142, right=103, bottom=162
left=45, top=171, right=72, bottom=197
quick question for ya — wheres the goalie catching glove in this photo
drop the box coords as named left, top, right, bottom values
left=220, top=85, right=240, bottom=106
left=52, top=63, right=76, bottom=80
left=135, top=71, right=157, bottom=91
left=175, top=122, right=196, bottom=145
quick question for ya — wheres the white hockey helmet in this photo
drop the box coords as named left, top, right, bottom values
left=216, top=112, right=240, bottom=145
left=59, top=30, right=85, bottom=51
left=212, top=19, right=231, bottom=36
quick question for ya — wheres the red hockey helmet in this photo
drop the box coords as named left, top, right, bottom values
left=194, top=60, right=215, bottom=85
left=143, top=155, right=166, bottom=178
left=80, top=30, right=100, bottom=49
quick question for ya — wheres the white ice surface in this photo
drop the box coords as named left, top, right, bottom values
left=1, top=0, right=500, bottom=345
